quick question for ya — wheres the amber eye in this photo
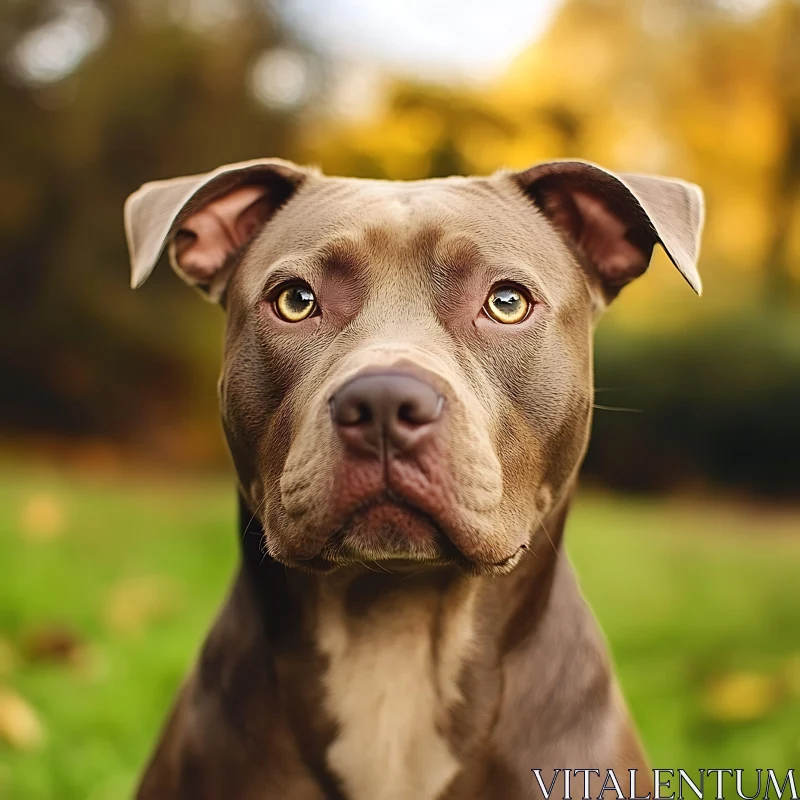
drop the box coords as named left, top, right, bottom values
left=274, top=283, right=317, bottom=322
left=484, top=285, right=530, bottom=324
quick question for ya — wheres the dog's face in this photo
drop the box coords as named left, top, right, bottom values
left=125, top=160, right=703, bottom=574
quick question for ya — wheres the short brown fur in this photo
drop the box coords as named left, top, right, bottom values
left=124, top=159, right=703, bottom=799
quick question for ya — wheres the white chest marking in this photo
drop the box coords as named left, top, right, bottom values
left=317, top=579, right=477, bottom=800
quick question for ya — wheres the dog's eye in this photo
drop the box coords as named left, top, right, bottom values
left=274, top=284, right=317, bottom=322
left=484, top=285, right=530, bottom=324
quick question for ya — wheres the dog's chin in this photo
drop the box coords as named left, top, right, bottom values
left=315, top=501, right=457, bottom=569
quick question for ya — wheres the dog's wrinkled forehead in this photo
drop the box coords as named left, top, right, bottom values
left=231, top=176, right=578, bottom=308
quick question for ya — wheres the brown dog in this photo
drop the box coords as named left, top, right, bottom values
left=124, top=158, right=703, bottom=800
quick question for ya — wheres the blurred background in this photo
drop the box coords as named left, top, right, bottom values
left=1, top=0, right=799, bottom=796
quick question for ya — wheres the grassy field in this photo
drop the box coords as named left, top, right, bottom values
left=0, top=467, right=798, bottom=799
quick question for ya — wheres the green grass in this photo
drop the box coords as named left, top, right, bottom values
left=0, top=468, right=798, bottom=799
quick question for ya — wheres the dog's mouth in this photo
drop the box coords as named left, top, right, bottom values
left=314, top=494, right=457, bottom=567
left=294, top=493, right=526, bottom=575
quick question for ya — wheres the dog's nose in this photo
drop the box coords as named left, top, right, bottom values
left=330, top=372, right=444, bottom=455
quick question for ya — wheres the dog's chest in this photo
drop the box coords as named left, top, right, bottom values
left=315, top=579, right=477, bottom=800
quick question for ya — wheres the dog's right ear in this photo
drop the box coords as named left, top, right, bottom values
left=124, top=159, right=311, bottom=302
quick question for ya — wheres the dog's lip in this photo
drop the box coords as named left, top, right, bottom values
left=329, top=494, right=454, bottom=548
left=356, top=495, right=435, bottom=519
left=285, top=493, right=528, bottom=575
left=339, top=492, right=437, bottom=524
left=297, top=493, right=455, bottom=567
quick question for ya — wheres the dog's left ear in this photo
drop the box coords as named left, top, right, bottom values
left=512, top=160, right=704, bottom=301
left=124, top=158, right=311, bottom=303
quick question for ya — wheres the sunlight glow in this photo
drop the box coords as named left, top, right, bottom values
left=11, top=0, right=108, bottom=85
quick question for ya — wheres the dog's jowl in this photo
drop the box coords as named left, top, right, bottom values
left=124, top=159, right=703, bottom=800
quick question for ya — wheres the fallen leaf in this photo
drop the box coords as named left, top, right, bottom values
left=704, top=671, right=779, bottom=723
left=18, top=493, right=66, bottom=542
left=22, top=623, right=89, bottom=667
left=0, top=687, right=45, bottom=750
left=105, top=575, right=182, bottom=636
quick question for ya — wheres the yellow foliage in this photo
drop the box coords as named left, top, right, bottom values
left=0, top=688, right=45, bottom=751
left=18, top=493, right=66, bottom=542
left=704, top=671, right=779, bottom=723
left=105, top=576, right=183, bottom=637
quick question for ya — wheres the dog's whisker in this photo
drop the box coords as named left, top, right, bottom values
left=592, top=403, right=642, bottom=413
left=537, top=520, right=559, bottom=556
left=394, top=565, right=425, bottom=582
left=242, top=494, right=269, bottom=541
left=255, top=528, right=273, bottom=568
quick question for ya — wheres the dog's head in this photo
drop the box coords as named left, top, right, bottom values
left=125, top=159, right=703, bottom=574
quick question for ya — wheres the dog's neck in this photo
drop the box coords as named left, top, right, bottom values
left=229, top=492, right=616, bottom=798
left=237, top=491, right=570, bottom=648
